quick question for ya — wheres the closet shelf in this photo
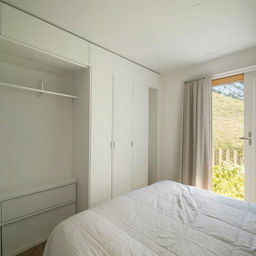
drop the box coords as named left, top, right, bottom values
left=0, top=81, right=79, bottom=100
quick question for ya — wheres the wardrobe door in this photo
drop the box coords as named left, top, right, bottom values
left=133, top=80, right=149, bottom=189
left=112, top=74, right=133, bottom=197
left=89, top=45, right=113, bottom=207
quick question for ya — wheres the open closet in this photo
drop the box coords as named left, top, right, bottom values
left=0, top=4, right=90, bottom=255
left=0, top=16, right=90, bottom=255
left=0, top=54, right=89, bottom=190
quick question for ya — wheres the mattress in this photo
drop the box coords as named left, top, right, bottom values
left=44, top=181, right=256, bottom=256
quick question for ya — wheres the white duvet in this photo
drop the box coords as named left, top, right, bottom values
left=44, top=181, right=256, bottom=256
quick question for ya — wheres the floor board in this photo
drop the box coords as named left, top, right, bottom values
left=17, top=242, right=46, bottom=256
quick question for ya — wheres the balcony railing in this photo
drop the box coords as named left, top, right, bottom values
left=213, top=148, right=243, bottom=166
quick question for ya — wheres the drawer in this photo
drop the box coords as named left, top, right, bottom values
left=2, top=203, right=75, bottom=256
left=2, top=184, right=76, bottom=223
left=1, top=4, right=89, bottom=67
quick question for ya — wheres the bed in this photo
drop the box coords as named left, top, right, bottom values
left=43, top=181, right=256, bottom=256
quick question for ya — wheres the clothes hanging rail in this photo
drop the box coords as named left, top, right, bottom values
left=0, top=81, right=79, bottom=100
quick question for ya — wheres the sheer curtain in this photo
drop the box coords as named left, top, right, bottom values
left=181, top=78, right=212, bottom=190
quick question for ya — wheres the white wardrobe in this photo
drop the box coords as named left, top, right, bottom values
left=0, top=3, right=159, bottom=254
left=0, top=2, right=159, bottom=214
left=89, top=45, right=159, bottom=207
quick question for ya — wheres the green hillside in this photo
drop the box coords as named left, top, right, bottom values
left=212, top=91, right=244, bottom=152
left=212, top=91, right=245, bottom=200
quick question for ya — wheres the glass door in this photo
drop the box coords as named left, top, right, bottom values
left=212, top=75, right=245, bottom=200
left=244, top=71, right=256, bottom=202
left=212, top=71, right=256, bottom=202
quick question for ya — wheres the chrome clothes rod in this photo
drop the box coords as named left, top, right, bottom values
left=0, top=81, right=79, bottom=100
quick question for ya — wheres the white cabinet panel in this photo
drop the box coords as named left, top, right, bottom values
left=134, top=65, right=159, bottom=89
left=2, top=184, right=76, bottom=223
left=112, top=75, right=133, bottom=197
left=1, top=4, right=89, bottom=67
left=133, top=80, right=149, bottom=189
left=0, top=3, right=2, bottom=33
left=89, top=45, right=113, bottom=207
left=148, top=89, right=158, bottom=185
left=89, top=46, right=156, bottom=204
left=2, top=203, right=75, bottom=256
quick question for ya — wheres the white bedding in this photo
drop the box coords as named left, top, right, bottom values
left=44, top=181, right=256, bottom=256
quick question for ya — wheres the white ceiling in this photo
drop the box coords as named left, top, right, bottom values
left=3, top=0, right=256, bottom=73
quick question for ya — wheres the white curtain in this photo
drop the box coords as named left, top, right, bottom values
left=181, top=78, right=212, bottom=190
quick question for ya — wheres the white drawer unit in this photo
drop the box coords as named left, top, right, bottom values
left=2, top=203, right=75, bottom=256
left=2, top=184, right=76, bottom=223
left=0, top=177, right=77, bottom=256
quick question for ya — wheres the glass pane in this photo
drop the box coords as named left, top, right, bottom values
left=212, top=81, right=245, bottom=200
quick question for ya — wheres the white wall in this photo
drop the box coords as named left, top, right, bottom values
left=0, top=55, right=74, bottom=189
left=148, top=88, right=158, bottom=184
left=159, top=46, right=256, bottom=182
left=72, top=70, right=90, bottom=211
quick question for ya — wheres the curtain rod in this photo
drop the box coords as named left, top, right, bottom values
left=184, top=65, right=256, bottom=84
left=211, top=65, right=256, bottom=80
left=184, top=77, right=207, bottom=84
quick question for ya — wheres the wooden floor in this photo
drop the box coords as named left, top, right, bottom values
left=17, top=242, right=46, bottom=256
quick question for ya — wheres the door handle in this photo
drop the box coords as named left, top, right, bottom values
left=110, top=142, right=116, bottom=148
left=239, top=136, right=250, bottom=140
left=239, top=134, right=252, bottom=145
